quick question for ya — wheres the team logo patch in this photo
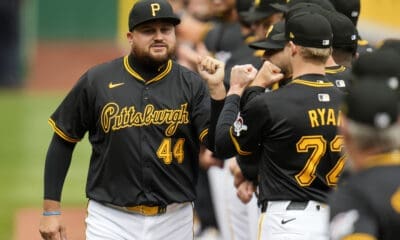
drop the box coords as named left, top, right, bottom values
left=335, top=80, right=346, bottom=88
left=318, top=93, right=330, bottom=102
left=233, top=113, right=248, bottom=137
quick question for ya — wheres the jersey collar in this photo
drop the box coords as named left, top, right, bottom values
left=365, top=150, right=400, bottom=168
left=123, top=55, right=172, bottom=85
left=290, top=74, right=334, bottom=87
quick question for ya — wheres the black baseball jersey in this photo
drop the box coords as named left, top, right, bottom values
left=325, top=65, right=352, bottom=92
left=329, top=152, right=400, bottom=240
left=49, top=55, right=213, bottom=207
left=215, top=74, right=345, bottom=203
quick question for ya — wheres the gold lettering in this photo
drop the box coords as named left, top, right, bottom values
left=100, top=103, right=190, bottom=136
left=151, top=3, right=160, bottom=16
left=101, top=103, right=119, bottom=133
left=326, top=109, right=336, bottom=126
left=317, top=108, right=326, bottom=126
left=308, top=110, right=319, bottom=128
left=308, top=108, right=341, bottom=128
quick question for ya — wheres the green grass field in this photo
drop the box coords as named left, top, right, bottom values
left=0, top=90, right=90, bottom=239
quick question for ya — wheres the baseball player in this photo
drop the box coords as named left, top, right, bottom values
left=213, top=12, right=345, bottom=239
left=329, top=0, right=375, bottom=54
left=329, top=79, right=400, bottom=240
left=282, top=3, right=355, bottom=92
left=38, top=0, right=226, bottom=239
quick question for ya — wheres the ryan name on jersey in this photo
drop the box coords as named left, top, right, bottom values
left=307, top=108, right=342, bottom=128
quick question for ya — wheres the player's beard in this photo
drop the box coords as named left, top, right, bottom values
left=132, top=42, right=176, bottom=67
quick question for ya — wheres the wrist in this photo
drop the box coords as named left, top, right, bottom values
left=209, top=82, right=226, bottom=100
left=43, top=210, right=61, bottom=216
left=227, top=85, right=245, bottom=96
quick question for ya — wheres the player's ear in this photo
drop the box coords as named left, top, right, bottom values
left=127, top=32, right=134, bottom=45
left=288, top=41, right=297, bottom=56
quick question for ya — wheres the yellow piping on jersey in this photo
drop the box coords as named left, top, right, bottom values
left=365, top=151, right=400, bottom=168
left=342, top=233, right=377, bottom=240
left=325, top=65, right=346, bottom=74
left=48, top=118, right=80, bottom=143
left=358, top=39, right=369, bottom=46
left=290, top=79, right=334, bottom=87
left=123, top=56, right=172, bottom=84
left=229, top=127, right=252, bottom=156
left=199, top=129, right=208, bottom=142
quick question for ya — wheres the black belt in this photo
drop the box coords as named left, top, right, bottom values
left=261, top=201, right=309, bottom=213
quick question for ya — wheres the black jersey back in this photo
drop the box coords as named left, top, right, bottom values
left=49, top=56, right=211, bottom=207
left=325, top=65, right=352, bottom=92
left=329, top=152, right=400, bottom=240
left=232, top=75, right=345, bottom=203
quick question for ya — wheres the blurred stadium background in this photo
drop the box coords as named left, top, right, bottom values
left=0, top=0, right=399, bottom=239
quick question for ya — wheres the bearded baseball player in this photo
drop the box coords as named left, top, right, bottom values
left=38, top=0, right=226, bottom=239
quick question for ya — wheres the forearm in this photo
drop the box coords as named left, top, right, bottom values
left=215, top=94, right=241, bottom=158
left=240, top=86, right=265, bottom=109
left=44, top=134, right=76, bottom=201
left=209, top=82, right=226, bottom=100
left=237, top=154, right=260, bottom=184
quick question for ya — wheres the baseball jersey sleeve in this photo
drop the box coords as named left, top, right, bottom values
left=49, top=72, right=93, bottom=142
left=215, top=93, right=271, bottom=158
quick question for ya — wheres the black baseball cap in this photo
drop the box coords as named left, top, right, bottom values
left=249, top=21, right=286, bottom=50
left=342, top=80, right=399, bottom=129
left=326, top=11, right=357, bottom=49
left=240, top=0, right=285, bottom=23
left=329, top=0, right=360, bottom=26
left=128, top=0, right=181, bottom=31
left=352, top=50, right=400, bottom=96
left=272, top=12, right=332, bottom=48
left=285, top=2, right=329, bottom=22
left=270, top=0, right=335, bottom=13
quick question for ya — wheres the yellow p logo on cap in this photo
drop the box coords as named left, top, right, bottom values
left=151, top=3, right=160, bottom=16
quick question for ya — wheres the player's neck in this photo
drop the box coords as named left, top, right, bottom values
left=325, top=56, right=338, bottom=68
left=129, top=54, right=167, bottom=80
left=291, top=62, right=326, bottom=80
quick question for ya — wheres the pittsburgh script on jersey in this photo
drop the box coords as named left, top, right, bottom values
left=101, top=103, right=189, bottom=136
left=308, top=108, right=342, bottom=128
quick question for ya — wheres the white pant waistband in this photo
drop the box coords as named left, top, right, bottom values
left=262, top=200, right=328, bottom=213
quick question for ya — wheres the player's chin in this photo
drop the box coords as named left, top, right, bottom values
left=150, top=51, right=174, bottom=62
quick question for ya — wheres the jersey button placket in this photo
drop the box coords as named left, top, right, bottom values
left=143, top=86, right=149, bottom=101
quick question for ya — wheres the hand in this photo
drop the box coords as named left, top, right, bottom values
left=197, top=56, right=226, bottom=100
left=39, top=215, right=67, bottom=240
left=250, top=61, right=284, bottom=88
left=197, top=56, right=225, bottom=86
left=236, top=180, right=256, bottom=204
left=199, top=146, right=223, bottom=170
left=228, top=64, right=258, bottom=96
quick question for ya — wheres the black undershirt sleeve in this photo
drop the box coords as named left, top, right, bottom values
left=44, top=133, right=76, bottom=201
left=208, top=98, right=225, bottom=153
left=236, top=151, right=260, bottom=184
left=240, top=86, right=265, bottom=109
